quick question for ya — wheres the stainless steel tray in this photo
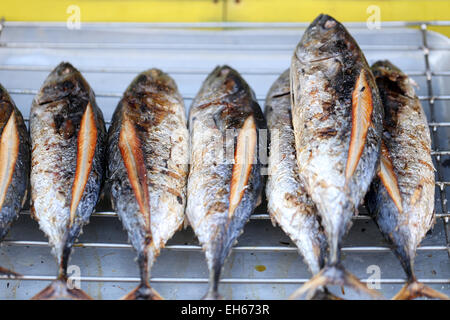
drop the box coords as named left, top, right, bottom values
left=0, top=20, right=448, bottom=300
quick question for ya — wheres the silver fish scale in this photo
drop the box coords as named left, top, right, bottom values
left=0, top=20, right=448, bottom=299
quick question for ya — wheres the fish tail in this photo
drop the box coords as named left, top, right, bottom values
left=0, top=265, right=21, bottom=278
left=120, top=282, right=163, bottom=300
left=31, top=278, right=93, bottom=300
left=288, top=264, right=383, bottom=300
left=393, top=280, right=449, bottom=300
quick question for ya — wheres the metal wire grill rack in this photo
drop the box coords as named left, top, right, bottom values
left=0, top=20, right=448, bottom=299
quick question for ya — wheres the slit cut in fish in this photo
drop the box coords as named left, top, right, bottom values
left=290, top=14, right=383, bottom=299
left=118, top=116, right=150, bottom=230
left=30, top=62, right=106, bottom=300
left=346, top=70, right=374, bottom=181
left=0, top=84, right=30, bottom=278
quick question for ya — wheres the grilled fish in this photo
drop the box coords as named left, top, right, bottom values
left=0, top=84, right=30, bottom=277
left=107, top=69, right=189, bottom=300
left=289, top=14, right=383, bottom=299
left=186, top=65, right=266, bottom=299
left=265, top=69, right=340, bottom=300
left=366, top=61, right=448, bottom=300
left=30, top=62, right=107, bottom=299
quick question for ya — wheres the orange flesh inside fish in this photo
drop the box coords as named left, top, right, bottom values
left=70, top=102, right=98, bottom=225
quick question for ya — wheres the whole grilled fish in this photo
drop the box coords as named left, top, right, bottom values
left=290, top=14, right=383, bottom=299
left=107, top=69, right=189, bottom=300
left=265, top=69, right=339, bottom=300
left=367, top=61, right=448, bottom=300
left=186, top=66, right=266, bottom=299
left=30, top=62, right=107, bottom=299
left=0, top=84, right=30, bottom=277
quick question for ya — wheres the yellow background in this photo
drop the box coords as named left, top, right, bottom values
left=1, top=0, right=449, bottom=36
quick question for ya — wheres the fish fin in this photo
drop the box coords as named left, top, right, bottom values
left=309, top=288, right=344, bottom=300
left=0, top=266, right=21, bottom=278
left=288, top=264, right=383, bottom=300
left=31, top=279, right=93, bottom=300
left=392, top=281, right=449, bottom=300
left=202, top=291, right=224, bottom=300
left=120, top=283, right=163, bottom=300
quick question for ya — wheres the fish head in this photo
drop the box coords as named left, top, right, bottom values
left=35, top=62, right=91, bottom=106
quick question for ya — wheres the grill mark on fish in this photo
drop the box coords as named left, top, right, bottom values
left=119, top=116, right=151, bottom=231
left=69, top=102, right=98, bottom=226
left=378, top=141, right=403, bottom=213
left=149, top=165, right=184, bottom=180
left=228, top=116, right=257, bottom=219
left=346, top=70, right=373, bottom=181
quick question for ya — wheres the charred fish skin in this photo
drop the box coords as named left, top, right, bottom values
left=367, top=61, right=447, bottom=300
left=187, top=65, right=266, bottom=299
left=0, top=84, right=30, bottom=276
left=265, top=69, right=327, bottom=276
left=290, top=14, right=383, bottom=298
left=107, top=69, right=189, bottom=300
left=30, top=62, right=106, bottom=299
